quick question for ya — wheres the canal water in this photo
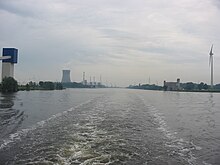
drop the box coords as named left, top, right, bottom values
left=0, top=89, right=219, bottom=164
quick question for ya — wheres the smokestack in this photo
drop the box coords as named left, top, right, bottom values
left=90, top=76, right=92, bottom=85
left=61, top=70, right=71, bottom=83
left=83, top=72, right=85, bottom=81
left=100, top=75, right=102, bottom=85
left=93, top=76, right=96, bottom=85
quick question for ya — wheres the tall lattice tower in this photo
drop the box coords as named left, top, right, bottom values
left=61, top=70, right=71, bottom=83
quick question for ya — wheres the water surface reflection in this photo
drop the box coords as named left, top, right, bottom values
left=0, top=93, right=25, bottom=139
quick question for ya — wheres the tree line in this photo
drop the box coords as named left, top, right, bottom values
left=128, top=82, right=220, bottom=91
left=0, top=77, right=63, bottom=93
left=23, top=81, right=63, bottom=90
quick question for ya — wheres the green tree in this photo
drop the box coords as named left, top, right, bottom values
left=198, top=82, right=204, bottom=90
left=214, top=84, right=220, bottom=90
left=185, top=82, right=195, bottom=91
left=1, top=77, right=18, bottom=93
left=55, top=83, right=63, bottom=90
left=39, top=81, right=54, bottom=90
left=203, top=83, right=208, bottom=90
left=39, top=81, right=44, bottom=87
left=25, top=83, right=30, bottom=91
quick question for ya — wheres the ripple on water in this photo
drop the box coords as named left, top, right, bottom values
left=144, top=104, right=205, bottom=165
left=2, top=90, right=217, bottom=165
left=0, top=96, right=140, bottom=165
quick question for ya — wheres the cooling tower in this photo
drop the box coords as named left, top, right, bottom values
left=61, top=70, right=71, bottom=83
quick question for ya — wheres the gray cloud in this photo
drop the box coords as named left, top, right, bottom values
left=0, top=0, right=219, bottom=86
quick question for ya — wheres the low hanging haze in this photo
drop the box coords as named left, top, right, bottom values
left=0, top=0, right=220, bottom=87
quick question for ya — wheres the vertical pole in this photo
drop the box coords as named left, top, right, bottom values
left=83, top=72, right=85, bottom=82
left=211, top=56, right=213, bottom=88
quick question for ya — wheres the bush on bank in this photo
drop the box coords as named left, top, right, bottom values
left=18, top=81, right=63, bottom=91
left=0, top=77, right=18, bottom=93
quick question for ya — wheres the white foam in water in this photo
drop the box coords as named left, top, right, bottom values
left=0, top=98, right=96, bottom=150
left=144, top=103, right=204, bottom=165
left=0, top=128, right=29, bottom=149
left=203, top=161, right=212, bottom=165
left=48, top=99, right=114, bottom=165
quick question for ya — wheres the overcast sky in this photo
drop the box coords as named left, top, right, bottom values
left=0, top=0, right=219, bottom=86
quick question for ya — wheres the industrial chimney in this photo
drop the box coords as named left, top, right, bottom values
left=61, top=70, right=71, bottom=83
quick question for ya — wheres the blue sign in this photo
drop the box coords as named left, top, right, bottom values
left=2, top=48, right=18, bottom=63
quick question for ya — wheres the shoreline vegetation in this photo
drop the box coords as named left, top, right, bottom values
left=128, top=82, right=220, bottom=93
left=0, top=77, right=64, bottom=93
left=19, top=81, right=64, bottom=91
left=1, top=77, right=220, bottom=93
left=0, top=77, right=107, bottom=93
left=61, top=82, right=105, bottom=89
left=18, top=81, right=106, bottom=91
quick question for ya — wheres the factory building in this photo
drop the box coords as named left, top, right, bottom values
left=164, top=78, right=181, bottom=91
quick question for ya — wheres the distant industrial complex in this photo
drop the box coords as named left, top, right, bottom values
left=0, top=45, right=217, bottom=92
left=61, top=70, right=104, bottom=88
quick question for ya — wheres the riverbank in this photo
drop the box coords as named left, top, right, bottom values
left=128, top=87, right=220, bottom=93
left=18, top=81, right=64, bottom=91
